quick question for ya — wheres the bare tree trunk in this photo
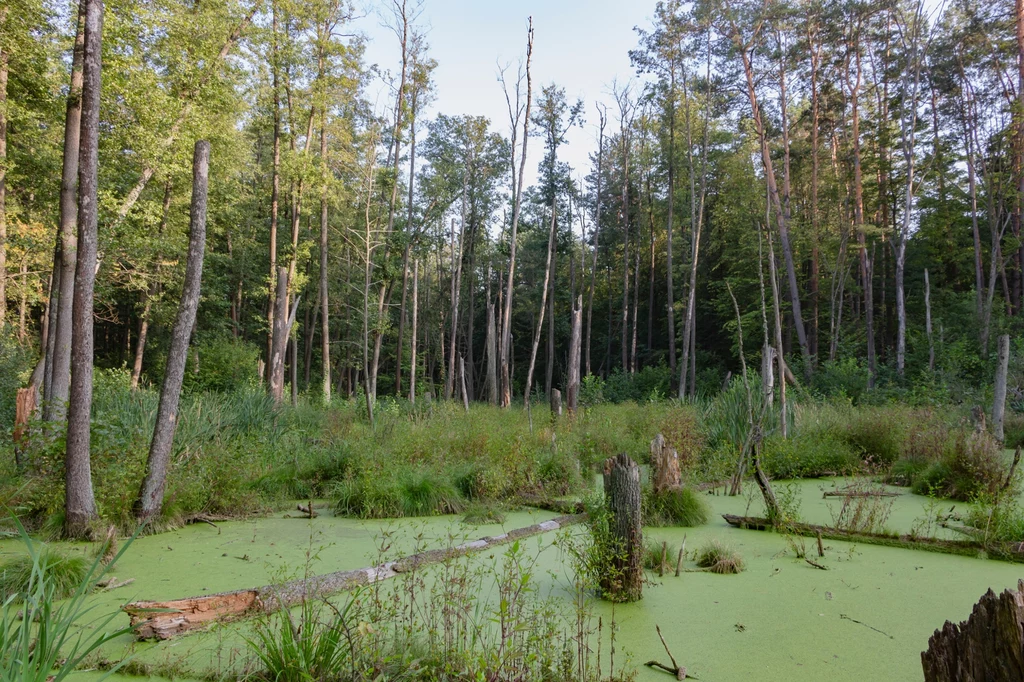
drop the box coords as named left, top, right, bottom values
left=925, top=268, right=934, bottom=372
left=46, top=0, right=86, bottom=420
left=135, top=141, right=209, bottom=522
left=765, top=224, right=788, bottom=439
left=630, top=248, right=639, bottom=374
left=0, top=38, right=7, bottom=327
left=586, top=106, right=605, bottom=378
left=545, top=249, right=555, bottom=396
left=395, top=87, right=418, bottom=397
left=409, top=258, right=418, bottom=403
left=499, top=20, right=534, bottom=407
left=266, top=1, right=281, bottom=384
left=523, top=207, right=557, bottom=407
left=269, top=267, right=291, bottom=405
left=665, top=66, right=676, bottom=376
left=993, top=334, right=1011, bottom=442
left=566, top=295, right=582, bottom=414
left=445, top=213, right=466, bottom=400
left=64, top=0, right=102, bottom=538
left=319, top=114, right=330, bottom=402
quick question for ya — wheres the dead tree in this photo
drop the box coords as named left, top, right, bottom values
left=922, top=580, right=1024, bottom=682
left=602, top=453, right=643, bottom=602
left=135, top=141, right=210, bottom=522
left=651, top=434, right=681, bottom=495
left=993, top=334, right=1010, bottom=442
left=566, top=295, right=582, bottom=413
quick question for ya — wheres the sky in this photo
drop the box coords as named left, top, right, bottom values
left=351, top=0, right=662, bottom=188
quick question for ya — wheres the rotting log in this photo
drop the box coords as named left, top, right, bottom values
left=922, top=579, right=1024, bottom=682
left=124, top=513, right=582, bottom=640
left=722, top=514, right=1024, bottom=563
left=822, top=489, right=901, bottom=498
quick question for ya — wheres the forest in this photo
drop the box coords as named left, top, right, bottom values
left=2, top=0, right=1024, bottom=680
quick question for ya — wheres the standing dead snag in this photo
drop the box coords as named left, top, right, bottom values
left=651, top=433, right=681, bottom=495
left=922, top=579, right=1024, bottom=682
left=602, top=453, right=643, bottom=602
left=992, top=333, right=1010, bottom=442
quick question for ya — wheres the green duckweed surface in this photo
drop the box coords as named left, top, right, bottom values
left=5, top=480, right=1021, bottom=682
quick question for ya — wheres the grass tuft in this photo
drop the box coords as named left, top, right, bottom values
left=644, top=487, right=710, bottom=527
left=461, top=502, right=507, bottom=525
left=0, top=547, right=89, bottom=601
left=694, top=540, right=744, bottom=574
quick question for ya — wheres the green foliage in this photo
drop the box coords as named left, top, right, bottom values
left=911, top=430, right=1008, bottom=501
left=0, top=334, right=33, bottom=434
left=248, top=599, right=352, bottom=682
left=694, top=540, right=744, bottom=574
left=0, top=547, right=88, bottom=601
left=0, top=520, right=134, bottom=682
left=461, top=502, right=507, bottom=525
left=761, top=433, right=860, bottom=479
left=644, top=487, right=709, bottom=527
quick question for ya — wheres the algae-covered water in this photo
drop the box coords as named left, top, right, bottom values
left=4, top=480, right=1021, bottom=682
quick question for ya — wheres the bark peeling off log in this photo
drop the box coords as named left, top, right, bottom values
left=124, top=514, right=582, bottom=640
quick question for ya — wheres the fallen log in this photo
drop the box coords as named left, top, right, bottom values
left=821, top=489, right=901, bottom=498
left=721, top=514, right=1024, bottom=563
left=124, top=514, right=582, bottom=641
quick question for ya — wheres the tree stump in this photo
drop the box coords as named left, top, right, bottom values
left=651, top=434, right=682, bottom=495
left=922, top=579, right=1024, bottom=682
left=550, top=388, right=562, bottom=418
left=13, top=386, right=36, bottom=467
left=602, top=453, right=643, bottom=602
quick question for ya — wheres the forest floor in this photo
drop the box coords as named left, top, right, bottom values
left=3, top=477, right=1021, bottom=682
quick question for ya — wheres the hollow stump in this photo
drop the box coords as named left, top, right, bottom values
left=922, top=579, right=1024, bottom=682
left=602, top=453, right=643, bottom=602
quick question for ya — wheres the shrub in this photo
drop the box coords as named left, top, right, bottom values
left=642, top=539, right=679, bottom=572
left=644, top=487, right=709, bottom=527
left=694, top=540, right=744, bottom=574
left=761, top=433, right=860, bottom=479
left=911, top=430, right=1008, bottom=501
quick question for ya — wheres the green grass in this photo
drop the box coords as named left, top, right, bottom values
left=644, top=487, right=710, bottom=527
left=643, top=539, right=680, bottom=572
left=0, top=547, right=89, bottom=601
left=694, top=540, right=744, bottom=574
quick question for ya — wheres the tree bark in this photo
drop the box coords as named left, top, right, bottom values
left=925, top=269, right=934, bottom=372
left=566, top=295, right=582, bottom=414
left=993, top=334, right=1011, bottom=442
left=409, top=258, right=418, bottom=403
left=64, top=0, right=103, bottom=538
left=269, top=267, right=292, bottom=405
left=319, top=113, right=330, bottom=402
left=135, top=141, right=209, bottom=522
left=0, top=39, right=7, bottom=326
left=485, top=296, right=498, bottom=405
left=586, top=106, right=605, bottom=378
left=46, top=0, right=86, bottom=420
left=523, top=207, right=557, bottom=407
left=922, top=580, right=1024, bottom=682
left=265, top=1, right=282, bottom=384
left=602, top=453, right=643, bottom=603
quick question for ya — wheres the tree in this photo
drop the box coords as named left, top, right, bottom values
left=135, top=140, right=209, bottom=522
left=64, top=0, right=102, bottom=538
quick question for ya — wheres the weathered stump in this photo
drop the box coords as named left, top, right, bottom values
left=13, top=386, right=36, bottom=467
left=651, top=434, right=682, bottom=495
left=602, top=453, right=643, bottom=602
left=550, top=388, right=562, bottom=418
left=922, top=579, right=1024, bottom=682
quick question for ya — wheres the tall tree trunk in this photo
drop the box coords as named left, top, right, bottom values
left=545, top=244, right=555, bottom=397
left=499, top=20, right=533, bottom=407
left=925, top=268, right=934, bottom=372
left=319, top=112, right=331, bottom=402
left=266, top=1, right=282, bottom=384
left=409, top=258, right=418, bottom=403
left=395, top=88, right=418, bottom=397
left=730, top=24, right=812, bottom=376
left=620, top=115, right=631, bottom=374
left=566, top=295, right=582, bottom=414
left=46, top=0, right=86, bottom=420
left=485, top=299, right=497, bottom=405
left=64, top=0, right=102, bottom=538
left=269, top=267, right=290, bottom=405
left=665, top=64, right=677, bottom=375
left=586, top=106, right=605, bottom=378
left=135, top=141, right=209, bottom=522
left=993, top=334, right=1011, bottom=442
left=523, top=207, right=556, bottom=407
left=0, top=37, right=7, bottom=327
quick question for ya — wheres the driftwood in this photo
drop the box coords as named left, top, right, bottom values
left=922, top=579, right=1024, bottom=682
left=644, top=624, right=697, bottom=680
left=124, top=513, right=582, bottom=640
left=821, top=489, right=901, bottom=498
left=722, top=514, right=1024, bottom=563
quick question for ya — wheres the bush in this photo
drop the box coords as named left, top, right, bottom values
left=0, top=546, right=88, bottom=601
left=644, top=487, right=709, bottom=527
left=911, top=430, right=1008, bottom=501
left=643, top=538, right=679, bottom=572
left=761, top=433, right=860, bottom=479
